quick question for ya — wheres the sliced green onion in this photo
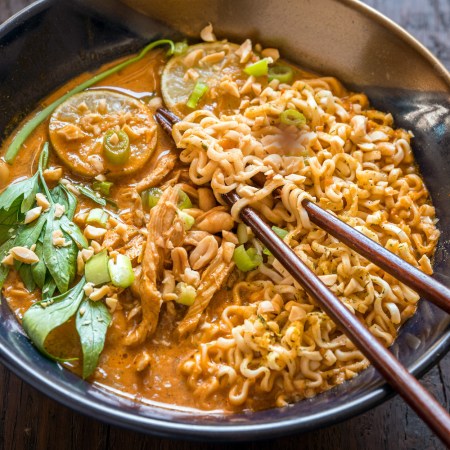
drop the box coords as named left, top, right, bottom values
left=237, top=223, right=249, bottom=244
left=86, top=208, right=109, bottom=228
left=186, top=81, right=209, bottom=109
left=263, top=247, right=272, bottom=256
left=5, top=39, right=175, bottom=164
left=108, top=254, right=135, bottom=288
left=268, top=65, right=294, bottom=83
left=175, top=282, right=197, bottom=306
left=272, top=226, right=289, bottom=239
left=141, top=187, right=163, bottom=210
left=173, top=41, right=188, bottom=56
left=246, top=247, right=260, bottom=260
left=85, top=250, right=111, bottom=286
left=177, top=210, right=195, bottom=230
left=103, top=129, right=130, bottom=165
left=93, top=180, right=113, bottom=196
left=280, top=109, right=306, bottom=127
left=244, top=58, right=270, bottom=77
left=233, top=245, right=262, bottom=272
left=178, top=190, right=192, bottom=210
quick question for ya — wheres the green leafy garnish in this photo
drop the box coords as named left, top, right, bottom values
left=31, top=241, right=46, bottom=289
left=59, top=216, right=88, bottom=249
left=0, top=173, right=39, bottom=214
left=0, top=237, right=16, bottom=288
left=19, top=264, right=36, bottom=292
left=22, top=278, right=86, bottom=361
left=51, top=184, right=77, bottom=220
left=43, top=206, right=78, bottom=294
left=77, top=185, right=107, bottom=207
left=76, top=298, right=111, bottom=379
left=42, top=277, right=57, bottom=300
left=5, top=39, right=175, bottom=163
left=0, top=199, right=20, bottom=246
left=12, top=213, right=48, bottom=264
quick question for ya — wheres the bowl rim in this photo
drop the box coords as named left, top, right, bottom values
left=0, top=0, right=449, bottom=441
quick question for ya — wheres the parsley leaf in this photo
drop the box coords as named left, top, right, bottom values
left=76, top=298, right=111, bottom=378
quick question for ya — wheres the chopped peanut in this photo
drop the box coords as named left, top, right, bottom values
left=200, top=23, right=216, bottom=42
left=81, top=248, right=94, bottom=261
left=43, top=167, right=63, bottom=182
left=90, top=240, right=102, bottom=254
left=89, top=284, right=110, bottom=301
left=36, top=193, right=50, bottom=211
left=83, top=282, right=95, bottom=297
left=105, top=297, right=118, bottom=313
left=261, top=48, right=280, bottom=62
left=84, top=225, right=107, bottom=240
left=54, top=203, right=66, bottom=219
left=24, top=206, right=42, bottom=224
left=10, top=246, right=39, bottom=264
left=52, top=229, right=69, bottom=247
left=77, top=252, right=85, bottom=275
left=220, top=79, right=240, bottom=98
left=1, top=253, right=14, bottom=266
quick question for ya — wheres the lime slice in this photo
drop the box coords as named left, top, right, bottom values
left=49, top=90, right=157, bottom=178
left=161, top=42, right=248, bottom=117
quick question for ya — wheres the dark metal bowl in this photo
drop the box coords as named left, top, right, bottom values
left=0, top=0, right=449, bottom=441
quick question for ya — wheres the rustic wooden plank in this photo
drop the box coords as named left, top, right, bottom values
left=0, top=1, right=448, bottom=449
left=366, top=0, right=450, bottom=69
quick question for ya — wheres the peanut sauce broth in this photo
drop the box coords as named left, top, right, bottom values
left=0, top=50, right=245, bottom=413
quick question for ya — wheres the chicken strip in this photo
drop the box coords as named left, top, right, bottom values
left=177, top=240, right=235, bottom=337
left=124, top=185, right=185, bottom=345
left=135, top=152, right=177, bottom=193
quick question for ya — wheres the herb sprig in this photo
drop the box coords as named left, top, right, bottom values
left=0, top=143, right=112, bottom=378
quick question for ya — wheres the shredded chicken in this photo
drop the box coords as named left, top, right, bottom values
left=102, top=226, right=139, bottom=251
left=177, top=240, right=235, bottom=337
left=122, top=234, right=146, bottom=263
left=124, top=186, right=185, bottom=346
left=135, top=152, right=177, bottom=193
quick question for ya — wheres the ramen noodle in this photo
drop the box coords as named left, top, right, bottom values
left=0, top=29, right=439, bottom=411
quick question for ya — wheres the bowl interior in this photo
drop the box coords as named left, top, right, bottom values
left=0, top=0, right=449, bottom=441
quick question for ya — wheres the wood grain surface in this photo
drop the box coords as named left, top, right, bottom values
left=0, top=1, right=449, bottom=449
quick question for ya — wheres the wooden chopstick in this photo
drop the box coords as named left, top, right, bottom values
left=302, top=199, right=450, bottom=314
left=156, top=107, right=450, bottom=316
left=156, top=108, right=450, bottom=447
left=221, top=190, right=450, bottom=446
left=156, top=109, right=450, bottom=447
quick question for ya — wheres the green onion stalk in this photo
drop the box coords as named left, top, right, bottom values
left=280, top=109, right=306, bottom=127
left=268, top=65, right=294, bottom=83
left=186, top=81, right=209, bottom=109
left=103, top=129, right=130, bottom=165
left=244, top=58, right=270, bottom=77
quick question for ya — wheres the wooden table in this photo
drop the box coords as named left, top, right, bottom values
left=0, top=0, right=449, bottom=449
